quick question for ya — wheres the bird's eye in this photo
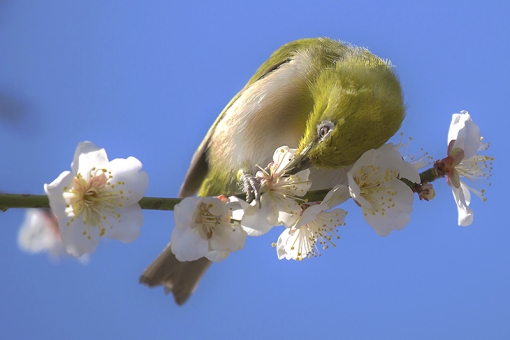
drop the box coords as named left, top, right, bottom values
left=317, top=120, right=335, bottom=140
left=319, top=126, right=329, bottom=138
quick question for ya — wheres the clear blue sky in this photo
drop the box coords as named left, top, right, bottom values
left=0, top=1, right=508, bottom=339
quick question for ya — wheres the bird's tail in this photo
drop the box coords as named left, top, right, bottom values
left=139, top=244, right=212, bottom=306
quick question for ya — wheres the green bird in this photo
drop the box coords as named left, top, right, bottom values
left=140, top=37, right=405, bottom=305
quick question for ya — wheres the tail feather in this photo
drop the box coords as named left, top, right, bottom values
left=139, top=244, right=212, bottom=306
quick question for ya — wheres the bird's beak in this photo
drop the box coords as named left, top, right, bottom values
left=286, top=141, right=314, bottom=175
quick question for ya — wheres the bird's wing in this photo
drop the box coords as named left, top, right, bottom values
left=177, top=39, right=328, bottom=197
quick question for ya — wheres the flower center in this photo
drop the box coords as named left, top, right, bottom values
left=195, top=202, right=227, bottom=240
left=288, top=210, right=345, bottom=260
left=354, top=165, right=398, bottom=216
left=63, top=167, right=126, bottom=239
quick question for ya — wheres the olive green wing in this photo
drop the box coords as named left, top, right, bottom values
left=178, top=38, right=331, bottom=197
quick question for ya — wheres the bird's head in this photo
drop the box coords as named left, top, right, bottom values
left=287, top=48, right=405, bottom=174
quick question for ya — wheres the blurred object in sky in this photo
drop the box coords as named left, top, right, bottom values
left=0, top=91, right=27, bottom=124
left=0, top=89, right=44, bottom=136
left=17, top=209, right=90, bottom=264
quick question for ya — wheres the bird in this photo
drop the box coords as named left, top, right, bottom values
left=140, top=37, right=405, bottom=305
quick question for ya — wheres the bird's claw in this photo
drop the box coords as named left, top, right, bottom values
left=240, top=173, right=262, bottom=207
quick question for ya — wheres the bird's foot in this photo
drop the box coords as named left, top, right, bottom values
left=239, top=173, right=262, bottom=207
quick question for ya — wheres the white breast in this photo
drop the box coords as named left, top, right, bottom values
left=209, top=59, right=310, bottom=174
left=209, top=52, right=350, bottom=191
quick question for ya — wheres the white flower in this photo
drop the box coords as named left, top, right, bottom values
left=241, top=146, right=312, bottom=236
left=18, top=209, right=89, bottom=263
left=170, top=196, right=247, bottom=262
left=445, top=111, right=493, bottom=226
left=347, top=143, right=420, bottom=236
left=44, top=141, right=149, bottom=256
left=276, top=185, right=349, bottom=260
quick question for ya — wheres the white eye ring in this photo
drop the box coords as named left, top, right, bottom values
left=317, top=120, right=335, bottom=140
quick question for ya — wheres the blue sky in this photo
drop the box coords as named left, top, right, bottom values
left=0, top=1, right=508, bottom=339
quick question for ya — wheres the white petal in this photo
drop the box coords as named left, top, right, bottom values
left=71, top=142, right=109, bottom=176
left=209, top=224, right=247, bottom=252
left=18, top=210, right=60, bottom=253
left=322, top=184, right=350, bottom=209
left=272, top=146, right=296, bottom=174
left=241, top=203, right=276, bottom=236
left=448, top=111, right=481, bottom=159
left=362, top=179, right=414, bottom=236
left=107, top=157, right=149, bottom=203
left=58, top=215, right=102, bottom=256
left=377, top=144, right=420, bottom=183
left=205, top=250, right=229, bottom=262
left=398, top=160, right=421, bottom=184
left=268, top=192, right=302, bottom=220
left=448, top=113, right=466, bottom=145
left=44, top=171, right=73, bottom=219
left=347, top=172, right=372, bottom=209
left=170, top=226, right=208, bottom=262
left=349, top=148, right=378, bottom=174
left=364, top=207, right=410, bottom=236
left=227, top=196, right=249, bottom=221
left=173, top=197, right=202, bottom=229
left=276, top=228, right=291, bottom=260
left=280, top=169, right=312, bottom=196
left=102, top=204, right=143, bottom=243
left=276, top=227, right=303, bottom=260
left=294, top=204, right=325, bottom=229
left=452, top=182, right=474, bottom=226
left=279, top=210, right=301, bottom=228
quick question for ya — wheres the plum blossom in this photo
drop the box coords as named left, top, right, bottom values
left=241, top=146, right=312, bottom=236
left=444, top=111, right=493, bottom=226
left=276, top=185, right=349, bottom=260
left=18, top=209, right=89, bottom=263
left=170, top=196, right=247, bottom=262
left=44, top=141, right=149, bottom=256
left=347, top=143, right=420, bottom=236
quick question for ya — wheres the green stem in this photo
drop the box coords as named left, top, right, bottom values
left=0, top=194, right=183, bottom=212
left=419, top=166, right=442, bottom=184
left=0, top=190, right=333, bottom=212
left=0, top=159, right=449, bottom=212
left=0, top=194, right=50, bottom=211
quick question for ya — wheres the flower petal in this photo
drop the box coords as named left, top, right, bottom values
left=174, top=197, right=201, bottom=229
left=322, top=184, right=350, bottom=209
left=44, top=171, right=73, bottom=219
left=170, top=226, right=209, bottom=262
left=272, top=146, right=296, bottom=175
left=102, top=204, right=143, bottom=243
left=348, top=144, right=416, bottom=236
left=205, top=250, right=230, bottom=262
left=452, top=181, right=474, bottom=226
left=276, top=227, right=304, bottom=260
left=71, top=141, right=109, bottom=176
left=45, top=142, right=148, bottom=256
left=209, top=224, right=247, bottom=252
left=448, top=111, right=481, bottom=160
left=241, top=203, right=277, bottom=236
left=107, top=157, right=149, bottom=203
left=58, top=214, right=102, bottom=256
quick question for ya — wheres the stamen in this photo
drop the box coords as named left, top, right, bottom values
left=353, top=165, right=399, bottom=215
left=398, top=132, right=433, bottom=170
left=62, top=167, right=128, bottom=240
